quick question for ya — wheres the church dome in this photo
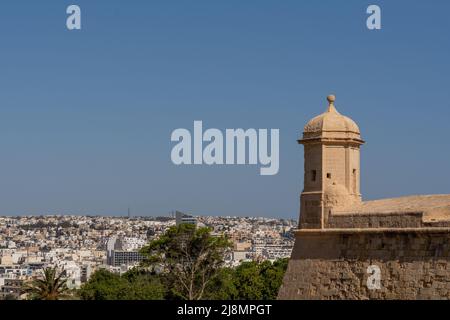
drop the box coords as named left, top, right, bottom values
left=300, top=95, right=364, bottom=144
left=304, top=95, right=360, bottom=134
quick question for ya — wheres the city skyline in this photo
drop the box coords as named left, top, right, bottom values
left=0, top=214, right=295, bottom=300
left=1, top=1, right=450, bottom=218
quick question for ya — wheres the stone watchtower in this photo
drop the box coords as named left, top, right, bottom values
left=278, top=94, right=450, bottom=300
left=299, top=95, right=364, bottom=229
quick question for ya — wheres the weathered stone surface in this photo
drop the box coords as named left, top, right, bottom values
left=278, top=231, right=450, bottom=300
left=281, top=95, right=450, bottom=300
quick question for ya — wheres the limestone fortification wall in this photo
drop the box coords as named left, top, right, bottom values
left=278, top=229, right=450, bottom=300
left=326, top=212, right=450, bottom=229
left=326, top=212, right=424, bottom=228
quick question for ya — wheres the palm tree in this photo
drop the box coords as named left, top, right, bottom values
left=23, top=267, right=70, bottom=300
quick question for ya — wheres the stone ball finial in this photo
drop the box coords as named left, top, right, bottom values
left=327, top=94, right=336, bottom=104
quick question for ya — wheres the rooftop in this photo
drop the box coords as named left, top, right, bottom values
left=335, top=194, right=450, bottom=222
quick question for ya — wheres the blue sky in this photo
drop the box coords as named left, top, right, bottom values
left=0, top=0, right=449, bottom=218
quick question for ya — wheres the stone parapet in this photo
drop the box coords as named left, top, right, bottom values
left=279, top=230, right=450, bottom=300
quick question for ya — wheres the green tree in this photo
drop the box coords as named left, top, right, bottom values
left=78, top=269, right=124, bottom=300
left=202, top=267, right=238, bottom=300
left=120, top=269, right=165, bottom=300
left=231, top=258, right=289, bottom=300
left=260, top=258, right=289, bottom=299
left=78, top=269, right=165, bottom=300
left=232, top=261, right=265, bottom=300
left=140, top=224, right=232, bottom=300
left=23, top=267, right=70, bottom=300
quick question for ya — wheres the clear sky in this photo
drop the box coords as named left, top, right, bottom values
left=0, top=0, right=449, bottom=218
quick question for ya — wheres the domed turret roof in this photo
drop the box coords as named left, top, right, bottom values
left=300, top=95, right=364, bottom=144
left=304, top=95, right=360, bottom=134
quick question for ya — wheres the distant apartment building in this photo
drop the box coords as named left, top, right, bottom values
left=0, top=255, right=13, bottom=265
left=59, top=261, right=81, bottom=289
left=253, top=241, right=294, bottom=260
left=0, top=278, right=23, bottom=299
left=106, top=237, right=144, bottom=268
left=110, top=250, right=144, bottom=267
left=106, top=236, right=122, bottom=266
left=234, top=241, right=252, bottom=251
left=80, top=264, right=92, bottom=283
left=232, top=250, right=251, bottom=263
left=175, top=211, right=197, bottom=226
left=122, top=237, right=147, bottom=251
left=231, top=241, right=252, bottom=264
left=0, top=265, right=32, bottom=277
